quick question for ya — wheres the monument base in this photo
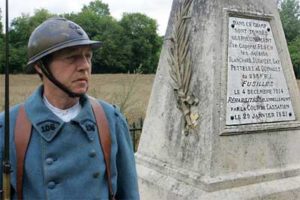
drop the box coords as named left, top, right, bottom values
left=137, top=162, right=300, bottom=200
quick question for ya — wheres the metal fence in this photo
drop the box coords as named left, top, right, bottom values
left=128, top=118, right=143, bottom=152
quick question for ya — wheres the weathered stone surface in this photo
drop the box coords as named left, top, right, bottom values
left=136, top=0, right=300, bottom=199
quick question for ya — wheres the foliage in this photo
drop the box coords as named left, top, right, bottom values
left=279, top=0, right=300, bottom=43
left=0, top=8, right=3, bottom=33
left=119, top=13, right=163, bottom=73
left=81, top=0, right=110, bottom=16
left=2, top=0, right=300, bottom=76
left=289, top=36, right=300, bottom=77
left=279, top=0, right=300, bottom=77
left=1, top=0, right=162, bottom=74
left=0, top=9, right=3, bottom=73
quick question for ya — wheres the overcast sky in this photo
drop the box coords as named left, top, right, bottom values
left=0, top=0, right=173, bottom=35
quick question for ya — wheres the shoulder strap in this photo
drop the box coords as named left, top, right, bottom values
left=89, top=98, right=115, bottom=200
left=14, top=105, right=32, bottom=200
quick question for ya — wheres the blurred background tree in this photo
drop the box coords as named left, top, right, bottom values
left=0, top=8, right=4, bottom=73
left=1, top=0, right=300, bottom=76
left=1, top=0, right=163, bottom=74
left=279, top=0, right=300, bottom=78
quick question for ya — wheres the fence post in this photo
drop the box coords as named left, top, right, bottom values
left=140, top=118, right=143, bottom=129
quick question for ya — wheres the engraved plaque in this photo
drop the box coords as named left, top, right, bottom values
left=226, top=17, right=295, bottom=125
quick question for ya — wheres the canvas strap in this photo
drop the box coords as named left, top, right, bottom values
left=14, top=100, right=115, bottom=200
left=14, top=105, right=32, bottom=200
left=89, top=98, right=115, bottom=200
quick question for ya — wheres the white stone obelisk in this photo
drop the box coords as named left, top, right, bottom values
left=136, top=0, right=300, bottom=199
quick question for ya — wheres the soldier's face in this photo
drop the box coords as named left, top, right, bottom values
left=48, top=45, right=93, bottom=95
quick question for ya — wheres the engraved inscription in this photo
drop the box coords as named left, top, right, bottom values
left=226, top=17, right=295, bottom=125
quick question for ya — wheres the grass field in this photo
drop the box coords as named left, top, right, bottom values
left=0, top=74, right=155, bottom=123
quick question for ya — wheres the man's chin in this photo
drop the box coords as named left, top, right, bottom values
left=72, top=88, right=88, bottom=95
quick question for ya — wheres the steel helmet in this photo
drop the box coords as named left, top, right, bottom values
left=27, top=17, right=101, bottom=67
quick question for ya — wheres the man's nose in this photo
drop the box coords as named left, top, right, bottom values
left=77, top=56, right=91, bottom=70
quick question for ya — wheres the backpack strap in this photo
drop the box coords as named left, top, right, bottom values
left=14, top=105, right=32, bottom=200
left=14, top=100, right=115, bottom=200
left=89, top=98, right=115, bottom=200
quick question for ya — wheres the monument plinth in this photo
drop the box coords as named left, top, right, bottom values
left=136, top=0, right=300, bottom=199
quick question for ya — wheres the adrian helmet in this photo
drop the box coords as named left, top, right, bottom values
left=27, top=17, right=101, bottom=67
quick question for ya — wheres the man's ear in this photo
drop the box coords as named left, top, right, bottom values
left=34, top=63, right=44, bottom=80
left=34, top=63, right=42, bottom=74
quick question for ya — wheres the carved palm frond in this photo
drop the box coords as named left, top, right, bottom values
left=167, top=0, right=199, bottom=135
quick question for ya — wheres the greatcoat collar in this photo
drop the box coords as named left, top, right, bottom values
left=24, top=85, right=98, bottom=142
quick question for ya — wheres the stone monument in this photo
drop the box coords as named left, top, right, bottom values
left=136, top=0, right=300, bottom=199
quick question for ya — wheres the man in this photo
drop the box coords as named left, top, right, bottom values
left=0, top=17, right=139, bottom=199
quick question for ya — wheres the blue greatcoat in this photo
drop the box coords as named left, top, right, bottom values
left=0, top=86, right=140, bottom=199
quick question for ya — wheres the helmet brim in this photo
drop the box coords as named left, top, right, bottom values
left=27, top=39, right=102, bottom=67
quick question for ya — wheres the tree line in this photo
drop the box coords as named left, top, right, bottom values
left=0, top=0, right=300, bottom=75
left=0, top=0, right=163, bottom=74
left=279, top=0, right=300, bottom=78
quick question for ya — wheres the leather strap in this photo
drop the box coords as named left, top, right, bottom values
left=14, top=100, right=115, bottom=200
left=89, top=98, right=115, bottom=200
left=14, top=105, right=32, bottom=200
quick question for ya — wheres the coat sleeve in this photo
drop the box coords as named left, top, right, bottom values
left=114, top=110, right=140, bottom=200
